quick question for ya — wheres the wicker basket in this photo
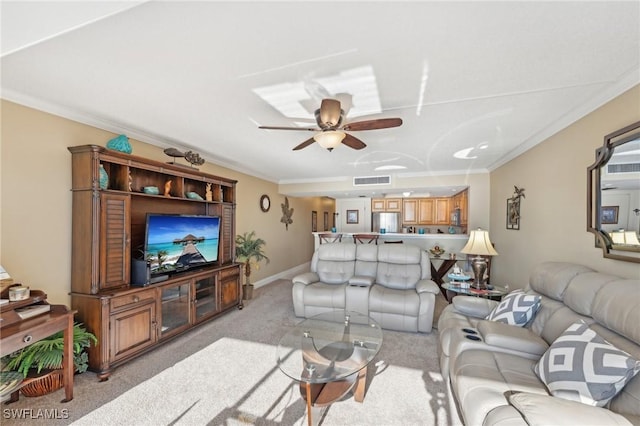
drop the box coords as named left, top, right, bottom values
left=20, top=369, right=64, bottom=397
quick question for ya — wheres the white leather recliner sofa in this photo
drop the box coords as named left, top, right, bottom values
left=292, top=243, right=440, bottom=332
left=438, top=261, right=640, bottom=425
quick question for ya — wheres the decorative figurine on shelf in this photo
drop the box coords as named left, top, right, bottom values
left=452, top=263, right=462, bottom=275
left=98, top=164, right=109, bottom=189
left=128, top=171, right=132, bottom=192
left=429, top=245, right=445, bottom=257
left=164, top=180, right=172, bottom=197
left=184, top=151, right=205, bottom=168
left=205, top=183, right=213, bottom=201
left=106, top=134, right=132, bottom=154
left=163, top=147, right=205, bottom=169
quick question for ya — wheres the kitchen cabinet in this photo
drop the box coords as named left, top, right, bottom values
left=434, top=198, right=450, bottom=225
left=402, top=199, right=418, bottom=224
left=372, top=198, right=402, bottom=212
left=451, top=189, right=468, bottom=226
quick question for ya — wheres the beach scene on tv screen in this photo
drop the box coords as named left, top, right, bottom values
left=146, top=215, right=219, bottom=273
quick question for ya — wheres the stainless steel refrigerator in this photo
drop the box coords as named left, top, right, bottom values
left=371, top=212, right=402, bottom=233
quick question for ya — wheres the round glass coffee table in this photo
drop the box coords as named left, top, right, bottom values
left=277, top=310, right=383, bottom=426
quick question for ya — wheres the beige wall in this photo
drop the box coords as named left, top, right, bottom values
left=0, top=100, right=320, bottom=305
left=490, top=85, right=640, bottom=287
left=3, top=85, right=638, bottom=305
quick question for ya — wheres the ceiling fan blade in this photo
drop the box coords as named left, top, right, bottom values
left=259, top=125, right=318, bottom=132
left=293, top=137, right=316, bottom=151
left=342, top=118, right=403, bottom=131
left=342, top=133, right=367, bottom=150
left=318, top=99, right=343, bottom=128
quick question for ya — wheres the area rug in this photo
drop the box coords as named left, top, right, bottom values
left=3, top=279, right=460, bottom=425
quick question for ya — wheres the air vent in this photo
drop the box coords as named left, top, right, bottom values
left=607, top=163, right=640, bottom=174
left=353, top=175, right=391, bottom=186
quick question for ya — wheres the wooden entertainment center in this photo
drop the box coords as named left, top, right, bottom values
left=68, top=145, right=241, bottom=379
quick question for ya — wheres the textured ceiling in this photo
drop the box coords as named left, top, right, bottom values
left=2, top=1, right=639, bottom=198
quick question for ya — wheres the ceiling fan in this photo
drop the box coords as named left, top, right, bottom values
left=259, top=98, right=403, bottom=151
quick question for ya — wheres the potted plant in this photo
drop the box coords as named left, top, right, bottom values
left=235, top=231, right=270, bottom=300
left=1, top=322, right=97, bottom=397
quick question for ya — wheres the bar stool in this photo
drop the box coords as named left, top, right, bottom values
left=318, top=233, right=342, bottom=244
left=353, top=234, right=379, bottom=244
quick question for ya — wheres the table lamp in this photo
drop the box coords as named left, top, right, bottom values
left=460, top=228, right=498, bottom=289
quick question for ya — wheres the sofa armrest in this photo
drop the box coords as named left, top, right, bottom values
left=292, top=272, right=319, bottom=286
left=507, top=392, right=633, bottom=425
left=416, top=279, right=439, bottom=294
left=476, top=320, right=548, bottom=355
left=349, top=275, right=374, bottom=287
left=451, top=296, right=498, bottom=318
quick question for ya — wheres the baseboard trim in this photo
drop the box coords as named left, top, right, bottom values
left=252, top=262, right=310, bottom=289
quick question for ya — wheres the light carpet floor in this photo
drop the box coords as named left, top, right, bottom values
left=2, top=279, right=460, bottom=425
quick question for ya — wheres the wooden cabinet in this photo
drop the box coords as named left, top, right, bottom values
left=99, top=194, right=131, bottom=291
left=451, top=189, right=468, bottom=226
left=418, top=199, right=435, bottom=224
left=434, top=198, right=450, bottom=225
left=372, top=198, right=401, bottom=212
left=109, top=299, right=157, bottom=363
left=68, top=145, right=241, bottom=379
left=402, top=198, right=449, bottom=225
left=402, top=199, right=418, bottom=224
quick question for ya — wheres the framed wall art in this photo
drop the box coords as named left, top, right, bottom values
left=323, top=211, right=329, bottom=231
left=506, top=198, right=520, bottom=230
left=601, top=206, right=619, bottom=224
left=346, top=209, right=359, bottom=224
left=311, top=210, right=317, bottom=232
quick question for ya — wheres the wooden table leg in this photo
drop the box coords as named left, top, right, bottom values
left=354, top=366, right=367, bottom=402
left=306, top=382, right=312, bottom=426
left=62, top=314, right=74, bottom=402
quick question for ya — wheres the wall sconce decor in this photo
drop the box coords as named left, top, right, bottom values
left=506, top=185, right=525, bottom=230
left=280, top=197, right=294, bottom=230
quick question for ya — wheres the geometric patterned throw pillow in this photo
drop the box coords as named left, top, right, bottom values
left=486, top=289, right=541, bottom=326
left=534, top=321, right=640, bottom=407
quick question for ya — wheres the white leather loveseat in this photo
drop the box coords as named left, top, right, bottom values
left=292, top=243, right=440, bottom=333
left=438, top=261, right=640, bottom=425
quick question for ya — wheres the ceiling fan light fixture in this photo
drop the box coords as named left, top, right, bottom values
left=314, top=131, right=346, bottom=151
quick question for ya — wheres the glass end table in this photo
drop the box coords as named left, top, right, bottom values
left=277, top=310, right=383, bottom=426
left=442, top=282, right=508, bottom=302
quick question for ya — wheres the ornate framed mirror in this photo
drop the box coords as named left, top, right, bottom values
left=587, top=120, right=640, bottom=263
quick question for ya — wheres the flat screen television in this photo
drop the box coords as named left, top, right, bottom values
left=144, top=214, right=220, bottom=276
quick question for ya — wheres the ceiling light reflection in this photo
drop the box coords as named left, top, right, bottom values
left=416, top=60, right=430, bottom=116
left=253, top=66, right=382, bottom=121
left=454, top=147, right=478, bottom=159
left=375, top=165, right=407, bottom=171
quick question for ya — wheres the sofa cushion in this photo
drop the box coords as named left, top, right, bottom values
left=534, top=322, right=640, bottom=407
left=486, top=290, right=541, bottom=326
left=315, top=243, right=356, bottom=284
left=303, top=283, right=346, bottom=309
left=452, top=296, right=498, bottom=318
left=528, top=262, right=594, bottom=301
left=592, top=279, right=640, bottom=344
left=369, top=285, right=420, bottom=316
left=507, top=392, right=633, bottom=426
left=451, top=349, right=548, bottom=426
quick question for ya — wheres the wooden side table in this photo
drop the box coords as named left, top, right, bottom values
left=1, top=305, right=76, bottom=403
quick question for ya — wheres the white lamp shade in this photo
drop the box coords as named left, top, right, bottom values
left=314, top=131, right=346, bottom=150
left=461, top=228, right=498, bottom=256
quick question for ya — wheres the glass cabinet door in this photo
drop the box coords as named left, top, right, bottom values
left=159, top=281, right=191, bottom=337
left=194, top=274, right=218, bottom=321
